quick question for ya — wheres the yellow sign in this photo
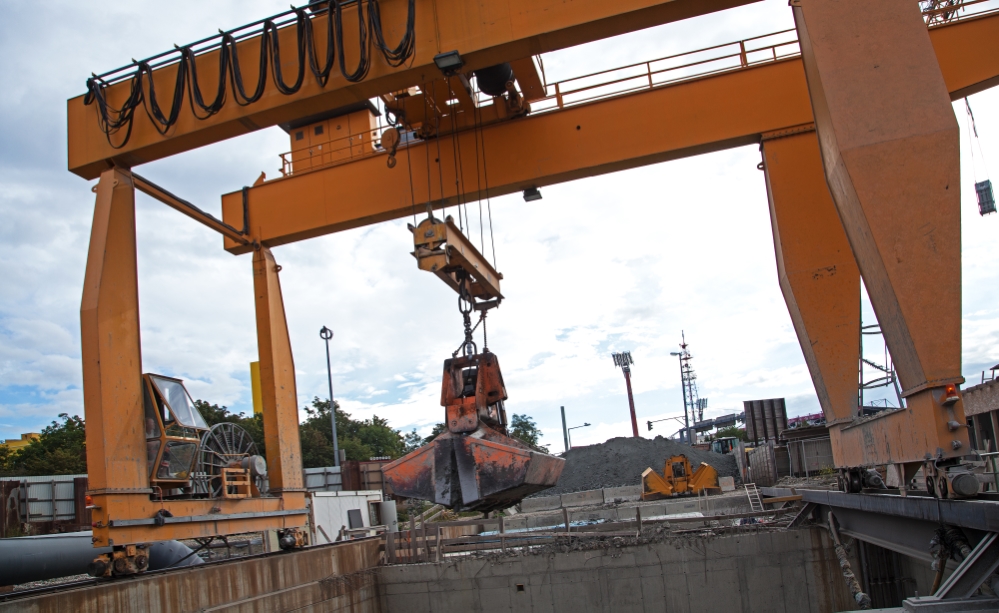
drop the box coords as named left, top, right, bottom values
left=250, top=361, right=263, bottom=415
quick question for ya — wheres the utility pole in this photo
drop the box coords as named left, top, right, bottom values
left=612, top=352, right=639, bottom=437
left=320, top=326, right=340, bottom=467
left=670, top=341, right=690, bottom=444
left=561, top=406, right=570, bottom=453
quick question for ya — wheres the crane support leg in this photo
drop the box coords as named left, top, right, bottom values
left=762, top=128, right=860, bottom=469
left=81, top=171, right=308, bottom=547
left=793, top=0, right=969, bottom=467
left=252, top=246, right=306, bottom=498
left=82, top=168, right=151, bottom=543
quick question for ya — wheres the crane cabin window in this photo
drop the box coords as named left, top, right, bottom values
left=150, top=375, right=208, bottom=429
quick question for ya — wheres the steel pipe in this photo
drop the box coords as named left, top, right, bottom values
left=0, top=532, right=203, bottom=587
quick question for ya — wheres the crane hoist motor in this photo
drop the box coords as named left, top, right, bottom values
left=382, top=216, right=565, bottom=512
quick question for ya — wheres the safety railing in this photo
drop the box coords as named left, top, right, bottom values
left=278, top=126, right=386, bottom=177
left=924, top=0, right=999, bottom=25
left=382, top=505, right=799, bottom=564
left=533, top=29, right=800, bottom=115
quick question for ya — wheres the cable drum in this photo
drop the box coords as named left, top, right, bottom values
left=195, top=422, right=268, bottom=498
left=84, top=0, right=416, bottom=149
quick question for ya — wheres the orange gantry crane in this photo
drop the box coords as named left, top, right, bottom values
left=67, top=0, right=999, bottom=573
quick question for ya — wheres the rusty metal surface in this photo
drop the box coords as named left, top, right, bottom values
left=384, top=428, right=564, bottom=512
left=0, top=538, right=381, bottom=613
left=384, top=352, right=563, bottom=512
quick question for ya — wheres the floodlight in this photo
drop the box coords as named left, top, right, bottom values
left=523, top=187, right=542, bottom=202
left=433, top=50, right=464, bottom=76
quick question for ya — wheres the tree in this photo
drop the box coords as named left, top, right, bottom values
left=0, top=414, right=87, bottom=477
left=422, top=423, right=447, bottom=445
left=402, top=429, right=424, bottom=453
left=715, top=426, right=747, bottom=441
left=300, top=397, right=407, bottom=466
left=509, top=414, right=548, bottom=452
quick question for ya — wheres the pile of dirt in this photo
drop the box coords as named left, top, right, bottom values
left=531, top=436, right=739, bottom=497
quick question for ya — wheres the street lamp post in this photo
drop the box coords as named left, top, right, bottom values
left=612, top=352, right=639, bottom=437
left=567, top=423, right=591, bottom=449
left=670, top=350, right=690, bottom=444
left=561, top=406, right=570, bottom=453
left=320, top=326, right=340, bottom=467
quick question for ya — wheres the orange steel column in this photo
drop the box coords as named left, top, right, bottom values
left=762, top=128, right=859, bottom=468
left=252, top=246, right=305, bottom=494
left=81, top=168, right=151, bottom=535
left=793, top=0, right=969, bottom=466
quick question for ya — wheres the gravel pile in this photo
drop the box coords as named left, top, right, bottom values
left=532, top=436, right=739, bottom=497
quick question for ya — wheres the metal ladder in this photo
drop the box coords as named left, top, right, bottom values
left=745, top=483, right=764, bottom=513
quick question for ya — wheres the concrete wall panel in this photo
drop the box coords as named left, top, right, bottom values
left=376, top=527, right=859, bottom=613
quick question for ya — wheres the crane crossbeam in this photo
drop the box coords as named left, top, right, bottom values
left=67, top=0, right=758, bottom=180
left=219, top=10, right=999, bottom=254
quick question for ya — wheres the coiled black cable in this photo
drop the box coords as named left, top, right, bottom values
left=83, top=0, right=416, bottom=149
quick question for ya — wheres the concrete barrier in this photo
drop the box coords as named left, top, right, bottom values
left=603, top=485, right=641, bottom=502
left=719, top=476, right=735, bottom=492
left=560, top=489, right=604, bottom=508
left=519, top=495, right=561, bottom=513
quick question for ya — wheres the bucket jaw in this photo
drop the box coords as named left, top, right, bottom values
left=383, top=351, right=564, bottom=512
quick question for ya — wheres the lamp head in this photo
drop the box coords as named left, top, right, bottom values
left=433, top=50, right=464, bottom=76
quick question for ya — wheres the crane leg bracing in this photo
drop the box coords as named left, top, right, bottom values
left=793, top=0, right=969, bottom=492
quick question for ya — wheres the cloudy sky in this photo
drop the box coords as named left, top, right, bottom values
left=1, top=0, right=997, bottom=452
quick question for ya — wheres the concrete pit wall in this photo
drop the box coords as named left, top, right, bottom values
left=0, top=537, right=381, bottom=613
left=378, top=527, right=859, bottom=613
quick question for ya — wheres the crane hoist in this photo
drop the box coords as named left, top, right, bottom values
left=382, top=216, right=565, bottom=512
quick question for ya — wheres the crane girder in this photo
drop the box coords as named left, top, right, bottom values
left=219, top=10, right=999, bottom=255
left=222, top=58, right=814, bottom=254
left=67, top=0, right=759, bottom=180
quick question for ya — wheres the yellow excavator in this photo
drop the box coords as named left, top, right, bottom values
left=641, top=455, right=719, bottom=500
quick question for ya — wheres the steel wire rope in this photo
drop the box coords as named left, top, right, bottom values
left=385, top=102, right=420, bottom=227
left=432, top=96, right=453, bottom=229
left=965, top=97, right=991, bottom=182
left=470, top=87, right=486, bottom=254
left=422, top=89, right=438, bottom=220
left=404, top=129, right=419, bottom=226
left=444, top=80, right=471, bottom=235
left=476, top=94, right=498, bottom=269
left=83, top=0, right=416, bottom=148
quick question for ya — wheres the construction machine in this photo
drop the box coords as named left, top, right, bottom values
left=641, top=454, right=719, bottom=500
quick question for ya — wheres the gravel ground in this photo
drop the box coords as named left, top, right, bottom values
left=531, top=436, right=740, bottom=497
left=12, top=574, right=91, bottom=591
